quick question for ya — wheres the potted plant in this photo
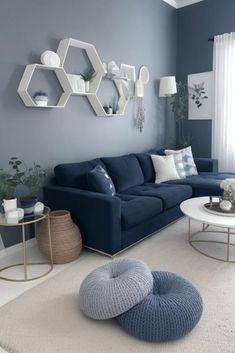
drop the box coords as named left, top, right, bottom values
left=33, top=91, right=48, bottom=107
left=0, top=171, right=17, bottom=213
left=171, top=82, right=191, bottom=148
left=0, top=157, right=47, bottom=214
left=80, top=69, right=97, bottom=92
left=20, top=162, right=47, bottom=214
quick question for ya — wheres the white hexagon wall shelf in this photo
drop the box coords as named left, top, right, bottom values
left=57, top=38, right=105, bottom=95
left=87, top=78, right=129, bottom=117
left=17, top=64, right=73, bottom=108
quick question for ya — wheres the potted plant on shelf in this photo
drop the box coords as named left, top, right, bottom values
left=33, top=91, right=48, bottom=107
left=80, top=69, right=97, bottom=92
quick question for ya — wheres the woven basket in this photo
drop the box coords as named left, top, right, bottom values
left=38, top=210, right=82, bottom=264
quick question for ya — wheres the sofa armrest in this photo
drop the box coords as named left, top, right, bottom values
left=194, top=158, right=218, bottom=173
left=43, top=185, right=122, bottom=255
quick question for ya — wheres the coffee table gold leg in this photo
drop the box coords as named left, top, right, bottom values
left=47, top=215, right=53, bottom=267
left=227, top=228, right=231, bottom=261
left=22, top=224, right=27, bottom=280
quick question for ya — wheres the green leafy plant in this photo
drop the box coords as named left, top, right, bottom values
left=0, top=157, right=47, bottom=203
left=80, top=69, right=97, bottom=82
left=33, top=91, right=48, bottom=98
left=171, top=82, right=191, bottom=148
left=23, top=163, right=47, bottom=197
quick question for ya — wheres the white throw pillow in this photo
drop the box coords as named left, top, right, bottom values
left=151, top=154, right=180, bottom=184
left=165, top=146, right=198, bottom=177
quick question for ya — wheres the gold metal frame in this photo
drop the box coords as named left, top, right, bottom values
left=0, top=209, right=53, bottom=282
left=188, top=217, right=235, bottom=263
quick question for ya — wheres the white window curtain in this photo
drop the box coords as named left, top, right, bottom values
left=212, top=32, right=235, bottom=172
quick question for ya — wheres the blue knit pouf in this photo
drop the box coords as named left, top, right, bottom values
left=79, top=259, right=153, bottom=320
left=117, top=271, right=203, bottom=342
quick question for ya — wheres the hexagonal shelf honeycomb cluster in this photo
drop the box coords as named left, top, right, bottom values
left=17, top=38, right=130, bottom=116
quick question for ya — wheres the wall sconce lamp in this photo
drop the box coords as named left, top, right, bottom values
left=159, top=76, right=177, bottom=97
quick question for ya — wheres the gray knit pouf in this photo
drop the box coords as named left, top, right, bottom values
left=117, top=271, right=203, bottom=342
left=79, top=259, right=153, bottom=320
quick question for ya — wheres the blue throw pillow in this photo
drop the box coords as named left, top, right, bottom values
left=87, top=165, right=116, bottom=196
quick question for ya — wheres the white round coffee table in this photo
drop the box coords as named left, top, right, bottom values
left=180, top=197, right=235, bottom=263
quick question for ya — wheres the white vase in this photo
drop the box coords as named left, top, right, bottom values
left=2, top=198, right=17, bottom=213
left=85, top=81, right=90, bottom=92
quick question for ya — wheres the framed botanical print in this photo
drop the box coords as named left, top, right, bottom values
left=188, top=71, right=213, bottom=120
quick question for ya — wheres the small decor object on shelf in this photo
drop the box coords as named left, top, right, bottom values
left=80, top=69, right=97, bottom=92
left=107, top=106, right=113, bottom=115
left=107, top=61, right=120, bottom=78
left=33, top=91, right=48, bottom=107
left=41, top=50, right=60, bottom=67
left=220, top=178, right=235, bottom=206
left=38, top=210, right=82, bottom=264
left=120, top=64, right=136, bottom=81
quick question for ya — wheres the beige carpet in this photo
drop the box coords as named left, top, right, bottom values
left=1, top=218, right=235, bottom=353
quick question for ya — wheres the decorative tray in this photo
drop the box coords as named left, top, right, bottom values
left=204, top=202, right=235, bottom=217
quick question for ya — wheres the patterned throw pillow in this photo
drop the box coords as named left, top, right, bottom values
left=171, top=152, right=186, bottom=179
left=87, top=165, right=116, bottom=196
left=165, top=146, right=198, bottom=177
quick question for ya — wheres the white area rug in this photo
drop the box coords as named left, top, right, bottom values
left=0, top=218, right=235, bottom=353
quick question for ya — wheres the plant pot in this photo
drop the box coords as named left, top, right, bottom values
left=85, top=81, right=90, bottom=92
left=38, top=210, right=82, bottom=264
left=2, top=198, right=17, bottom=213
left=20, top=196, right=38, bottom=214
left=34, top=95, right=48, bottom=107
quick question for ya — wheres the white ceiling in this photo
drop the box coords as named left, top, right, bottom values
left=163, top=0, right=204, bottom=9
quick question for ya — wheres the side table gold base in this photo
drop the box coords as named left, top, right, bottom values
left=0, top=262, right=53, bottom=282
left=0, top=208, right=53, bottom=282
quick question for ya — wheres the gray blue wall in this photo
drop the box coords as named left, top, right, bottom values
left=177, top=0, right=235, bottom=157
left=0, top=0, right=177, bottom=247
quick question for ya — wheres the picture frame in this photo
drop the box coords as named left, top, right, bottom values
left=188, top=71, right=213, bottom=120
left=120, top=64, right=136, bottom=81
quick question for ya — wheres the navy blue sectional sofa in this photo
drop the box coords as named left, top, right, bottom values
left=44, top=152, right=233, bottom=256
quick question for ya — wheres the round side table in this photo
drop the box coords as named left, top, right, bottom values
left=0, top=206, right=53, bottom=282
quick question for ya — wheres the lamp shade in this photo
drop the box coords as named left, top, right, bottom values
left=159, top=76, right=177, bottom=97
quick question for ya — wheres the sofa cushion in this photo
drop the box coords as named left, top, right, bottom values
left=55, top=158, right=105, bottom=190
left=117, top=194, right=163, bottom=230
left=102, top=155, right=144, bottom=192
left=135, top=153, right=155, bottom=182
left=165, top=173, right=235, bottom=197
left=122, top=183, right=192, bottom=210
left=86, top=165, right=116, bottom=196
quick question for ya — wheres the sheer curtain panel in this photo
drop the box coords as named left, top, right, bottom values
left=212, top=32, right=235, bottom=172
